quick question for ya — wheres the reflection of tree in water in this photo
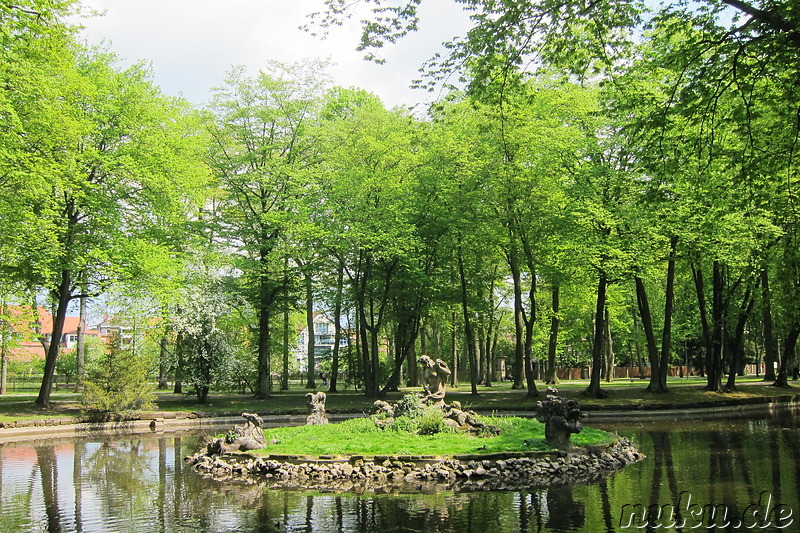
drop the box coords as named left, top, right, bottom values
left=73, top=441, right=85, bottom=533
left=215, top=490, right=522, bottom=532
left=0, top=444, right=40, bottom=532
left=84, top=439, right=156, bottom=522
left=36, top=445, right=62, bottom=533
left=513, top=487, right=585, bottom=533
left=646, top=430, right=680, bottom=528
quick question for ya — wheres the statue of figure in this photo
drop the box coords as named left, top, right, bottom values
left=536, top=387, right=582, bottom=450
left=207, top=412, right=266, bottom=454
left=418, top=355, right=451, bottom=405
left=306, top=391, right=329, bottom=425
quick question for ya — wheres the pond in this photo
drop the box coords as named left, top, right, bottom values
left=0, top=408, right=797, bottom=532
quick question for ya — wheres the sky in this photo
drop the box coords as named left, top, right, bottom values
left=72, top=0, right=473, bottom=110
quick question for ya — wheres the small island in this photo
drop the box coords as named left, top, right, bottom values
left=186, top=360, right=643, bottom=493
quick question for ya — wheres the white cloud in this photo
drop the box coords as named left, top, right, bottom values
left=74, top=0, right=472, bottom=109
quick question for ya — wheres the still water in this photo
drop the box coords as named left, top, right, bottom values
left=0, top=409, right=797, bottom=533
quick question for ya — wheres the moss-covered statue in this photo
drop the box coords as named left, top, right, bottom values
left=536, top=387, right=582, bottom=450
left=418, top=355, right=451, bottom=406
left=207, top=412, right=266, bottom=454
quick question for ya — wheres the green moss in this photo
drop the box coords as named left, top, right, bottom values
left=259, top=416, right=616, bottom=457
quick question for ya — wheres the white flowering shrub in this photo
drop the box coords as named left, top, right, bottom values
left=171, top=279, right=241, bottom=403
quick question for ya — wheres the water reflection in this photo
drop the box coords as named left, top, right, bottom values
left=0, top=408, right=797, bottom=532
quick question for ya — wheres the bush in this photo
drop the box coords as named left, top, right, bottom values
left=393, top=393, right=424, bottom=418
left=381, top=395, right=450, bottom=436
left=81, top=335, right=155, bottom=417
left=417, top=405, right=447, bottom=435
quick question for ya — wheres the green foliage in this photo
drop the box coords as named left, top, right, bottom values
left=172, top=276, right=240, bottom=403
left=56, top=336, right=104, bottom=378
left=393, top=393, right=423, bottom=418
left=81, top=335, right=155, bottom=416
left=416, top=405, right=449, bottom=436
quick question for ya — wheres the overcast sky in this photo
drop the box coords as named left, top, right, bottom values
left=73, top=0, right=472, bottom=110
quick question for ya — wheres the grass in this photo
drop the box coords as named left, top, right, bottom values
left=256, top=416, right=615, bottom=457
left=1, top=376, right=796, bottom=424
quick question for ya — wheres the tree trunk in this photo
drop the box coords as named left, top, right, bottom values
left=604, top=306, right=614, bottom=383
left=381, top=312, right=419, bottom=395
left=411, top=321, right=423, bottom=387
left=509, top=246, right=526, bottom=390
left=457, top=245, right=478, bottom=396
left=692, top=262, right=713, bottom=379
left=636, top=276, right=662, bottom=392
left=484, top=312, right=494, bottom=387
left=584, top=272, right=608, bottom=398
left=1, top=297, right=7, bottom=395
left=706, top=261, right=725, bottom=392
left=304, top=270, right=316, bottom=389
left=173, top=328, right=184, bottom=394
left=450, top=311, right=458, bottom=387
left=773, top=326, right=799, bottom=387
left=545, top=285, right=560, bottom=384
left=369, top=302, right=381, bottom=398
left=518, top=226, right=540, bottom=397
left=281, top=256, right=291, bottom=391
left=357, top=294, right=372, bottom=396
left=329, top=263, right=344, bottom=393
left=158, top=333, right=169, bottom=389
left=76, top=294, right=87, bottom=388
left=761, top=265, right=778, bottom=381
left=631, top=307, right=645, bottom=377
left=725, top=282, right=755, bottom=390
left=658, top=236, right=678, bottom=392
left=256, top=301, right=272, bottom=399
left=35, top=270, right=73, bottom=408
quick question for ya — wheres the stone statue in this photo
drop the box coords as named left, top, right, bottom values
left=418, top=355, right=451, bottom=405
left=443, top=401, right=501, bottom=435
left=306, top=391, right=329, bottom=425
left=536, top=387, right=582, bottom=450
left=207, top=412, right=266, bottom=454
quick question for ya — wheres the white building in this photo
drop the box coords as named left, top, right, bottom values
left=294, top=312, right=348, bottom=371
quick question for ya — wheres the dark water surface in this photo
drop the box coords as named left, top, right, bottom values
left=0, top=408, right=797, bottom=532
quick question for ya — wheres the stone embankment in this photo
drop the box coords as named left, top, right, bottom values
left=185, top=437, right=643, bottom=493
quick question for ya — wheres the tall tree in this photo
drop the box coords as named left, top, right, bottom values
left=314, top=88, right=420, bottom=397
left=207, top=60, right=329, bottom=399
left=4, top=39, right=208, bottom=407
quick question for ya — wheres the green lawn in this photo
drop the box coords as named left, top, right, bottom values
left=255, top=416, right=614, bottom=457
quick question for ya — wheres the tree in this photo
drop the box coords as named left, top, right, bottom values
left=313, top=88, right=421, bottom=397
left=4, top=40, right=208, bottom=407
left=171, top=277, right=239, bottom=404
left=207, top=60, right=329, bottom=399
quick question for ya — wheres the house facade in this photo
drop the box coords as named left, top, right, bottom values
left=1, top=306, right=118, bottom=361
left=294, top=312, right=349, bottom=371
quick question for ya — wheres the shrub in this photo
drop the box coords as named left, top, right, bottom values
left=417, top=405, right=447, bottom=435
left=393, top=393, right=423, bottom=419
left=81, top=334, right=155, bottom=417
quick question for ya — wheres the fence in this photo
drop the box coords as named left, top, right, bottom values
left=551, top=364, right=761, bottom=381
left=2, top=373, right=76, bottom=392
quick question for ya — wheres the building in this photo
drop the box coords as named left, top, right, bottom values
left=294, top=312, right=349, bottom=371
left=0, top=305, right=107, bottom=361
